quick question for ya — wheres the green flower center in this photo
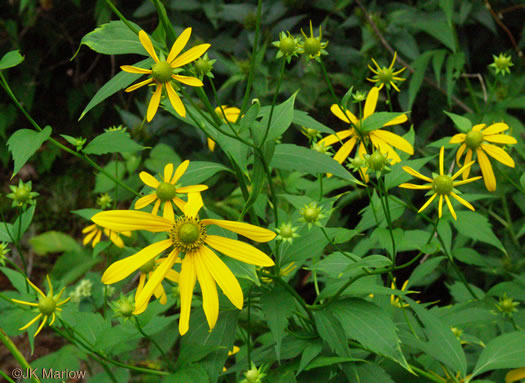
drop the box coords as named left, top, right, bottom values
left=38, top=296, right=56, bottom=315
left=495, top=57, right=511, bottom=69
left=195, top=58, right=212, bottom=75
left=280, top=36, right=296, bottom=55
left=118, top=301, right=134, bottom=317
left=433, top=175, right=453, bottom=195
left=377, top=67, right=394, bottom=83
left=465, top=130, right=484, bottom=150
left=152, top=61, right=173, bottom=83
left=303, top=37, right=321, bottom=56
left=369, top=151, right=387, bottom=171
left=156, top=182, right=178, bottom=201
left=303, top=207, right=319, bottom=222
left=139, top=258, right=156, bottom=273
left=170, top=217, right=207, bottom=252
left=280, top=225, right=293, bottom=238
left=14, top=187, right=30, bottom=202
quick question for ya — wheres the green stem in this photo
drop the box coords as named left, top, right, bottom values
left=260, top=59, right=286, bottom=146
left=385, top=86, right=393, bottom=112
left=151, top=0, right=176, bottom=45
left=256, top=148, right=279, bottom=226
left=0, top=328, right=42, bottom=383
left=104, top=0, right=140, bottom=34
left=319, top=226, right=368, bottom=266
left=318, top=174, right=323, bottom=201
left=246, top=285, right=253, bottom=369
left=500, top=195, right=520, bottom=248
left=410, top=365, right=449, bottom=383
left=134, top=317, right=171, bottom=370
left=464, top=77, right=480, bottom=114
left=0, top=370, right=16, bottom=383
left=240, top=0, right=262, bottom=115
left=208, top=78, right=238, bottom=137
left=319, top=60, right=340, bottom=107
left=377, top=177, right=397, bottom=263
left=273, top=276, right=316, bottom=329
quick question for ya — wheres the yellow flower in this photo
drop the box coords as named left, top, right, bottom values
left=390, top=278, right=418, bottom=308
left=506, top=367, right=525, bottom=383
left=208, top=106, right=241, bottom=152
left=449, top=122, right=517, bottom=192
left=399, top=146, right=482, bottom=220
left=135, top=257, right=180, bottom=306
left=298, top=20, right=328, bottom=59
left=135, top=161, right=208, bottom=221
left=92, top=193, right=275, bottom=335
left=12, top=275, right=70, bottom=337
left=319, top=87, right=412, bottom=172
left=121, top=29, right=210, bottom=121
left=367, top=51, right=406, bottom=92
left=82, top=224, right=131, bottom=248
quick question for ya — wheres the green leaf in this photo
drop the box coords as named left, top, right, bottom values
left=32, top=345, right=83, bottom=382
left=444, top=111, right=472, bottom=133
left=163, top=365, right=210, bottom=383
left=314, top=310, right=351, bottom=357
left=409, top=256, right=445, bottom=286
left=0, top=50, right=24, bottom=70
left=439, top=0, right=454, bottom=27
left=71, top=208, right=102, bottom=220
left=385, top=157, right=433, bottom=189
left=408, top=51, right=433, bottom=111
left=7, top=126, right=52, bottom=178
left=432, top=49, right=448, bottom=87
left=144, top=143, right=181, bottom=173
left=77, top=21, right=147, bottom=56
left=61, top=310, right=109, bottom=345
left=305, top=356, right=365, bottom=370
left=11, top=205, right=36, bottom=242
left=83, top=130, right=144, bottom=155
left=29, top=231, right=82, bottom=255
left=411, top=12, right=456, bottom=52
left=297, top=341, right=323, bottom=375
left=453, top=211, right=506, bottom=254
left=259, top=91, right=298, bottom=144
left=261, top=284, right=297, bottom=360
left=79, top=58, right=152, bottom=120
left=178, top=161, right=232, bottom=185
left=0, top=267, right=28, bottom=294
left=293, top=110, right=336, bottom=135
left=471, top=332, right=525, bottom=377
left=361, top=112, right=407, bottom=132
left=271, top=144, right=363, bottom=184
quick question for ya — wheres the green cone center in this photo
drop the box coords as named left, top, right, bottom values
left=139, top=258, right=156, bottom=273
left=14, top=187, right=30, bottom=202
left=378, top=68, right=394, bottom=83
left=38, top=296, right=56, bottom=315
left=152, top=61, right=172, bottom=83
left=179, top=223, right=200, bottom=244
left=433, top=175, right=453, bottom=195
left=369, top=151, right=386, bottom=171
left=280, top=37, right=296, bottom=54
left=303, top=38, right=321, bottom=56
left=465, top=130, right=483, bottom=150
left=156, top=182, right=177, bottom=201
left=303, top=208, right=319, bottom=222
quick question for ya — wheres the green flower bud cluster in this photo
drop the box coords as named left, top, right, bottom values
left=111, top=294, right=135, bottom=320
left=275, top=222, right=300, bottom=244
left=0, top=242, right=9, bottom=267
left=489, top=53, right=513, bottom=76
left=97, top=193, right=113, bottom=209
left=299, top=201, right=327, bottom=229
left=495, top=293, right=519, bottom=317
left=194, top=53, right=215, bottom=78
left=7, top=180, right=39, bottom=208
left=272, top=20, right=328, bottom=63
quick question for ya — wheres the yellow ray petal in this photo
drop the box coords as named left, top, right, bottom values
left=163, top=201, right=175, bottom=222
left=154, top=283, right=167, bottom=304
left=455, top=143, right=466, bottom=166
left=152, top=199, right=161, bottom=216
left=439, top=146, right=445, bottom=175
left=330, top=104, right=359, bottom=126
left=462, top=149, right=473, bottom=180
left=398, top=183, right=433, bottom=190
left=483, top=134, right=517, bottom=145
left=183, top=192, right=203, bottom=218
left=83, top=228, right=98, bottom=246
left=205, top=235, right=274, bottom=266
left=194, top=251, right=219, bottom=330
left=450, top=192, right=474, bottom=211
left=472, top=124, right=485, bottom=132
left=178, top=254, right=197, bottom=335
left=167, top=27, right=191, bottom=64
left=451, top=161, right=475, bottom=181
left=176, top=185, right=208, bottom=193
left=318, top=129, right=354, bottom=147
left=199, top=246, right=243, bottom=310
left=106, top=229, right=125, bottom=248
left=482, top=122, right=509, bottom=136
left=163, top=163, right=174, bottom=183
left=135, top=193, right=157, bottom=210
left=11, top=299, right=38, bottom=307
left=418, top=193, right=437, bottom=213
left=382, top=114, right=408, bottom=127
left=363, top=87, right=379, bottom=119
left=201, top=220, right=276, bottom=242
left=444, top=195, right=456, bottom=220
left=172, top=197, right=186, bottom=213
left=172, top=160, right=189, bottom=184
left=139, top=30, right=159, bottom=63
left=172, top=74, right=203, bottom=87
left=449, top=133, right=466, bottom=144
left=120, top=65, right=152, bottom=74
left=477, top=149, right=496, bottom=192
left=333, top=136, right=357, bottom=164
left=139, top=171, right=160, bottom=188
left=27, top=278, right=46, bottom=298
left=102, top=239, right=172, bottom=284
left=452, top=176, right=482, bottom=187
left=125, top=78, right=154, bottom=92
left=481, top=143, right=515, bottom=167
left=134, top=250, right=178, bottom=314
left=171, top=44, right=211, bottom=68
left=82, top=224, right=97, bottom=234
left=135, top=273, right=147, bottom=302
left=19, top=313, right=42, bottom=330
left=34, top=315, right=48, bottom=337
left=166, top=269, right=180, bottom=283
left=49, top=313, right=56, bottom=327
left=165, top=82, right=186, bottom=118
left=438, top=195, right=443, bottom=218
left=147, top=84, right=163, bottom=122
left=401, top=166, right=433, bottom=182
left=92, top=210, right=172, bottom=232
left=92, top=230, right=102, bottom=247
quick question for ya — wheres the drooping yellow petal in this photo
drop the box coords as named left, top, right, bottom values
left=163, top=201, right=175, bottom=222
left=166, top=269, right=180, bottom=283
left=172, top=197, right=186, bottom=213
left=11, top=299, right=38, bottom=307
left=363, top=87, right=379, bottom=119
left=135, top=193, right=157, bottom=210
left=477, top=149, right=496, bottom=191
left=83, top=228, right=98, bottom=246
left=163, top=163, right=174, bottom=183
left=120, top=65, right=152, bottom=74
left=165, top=82, right=186, bottom=118
left=444, top=195, right=456, bottom=220
left=177, top=185, right=208, bottom=193
left=482, top=122, right=509, bottom=136
left=183, top=192, right=203, bottom=218
left=82, top=224, right=97, bottom=234
left=483, top=134, right=517, bottom=145
left=398, top=183, right=433, bottom=190
left=101, top=239, right=172, bottom=284
left=318, top=130, right=353, bottom=147
left=330, top=104, right=359, bottom=126
left=455, top=143, right=466, bottom=166
left=439, top=146, right=445, bottom=175
left=93, top=210, right=172, bottom=232
left=172, top=74, right=203, bottom=87
left=369, top=134, right=401, bottom=164
left=481, top=143, right=515, bottom=168
left=152, top=199, right=161, bottom=216
left=194, top=252, right=219, bottom=330
left=171, top=160, right=189, bottom=184
left=205, top=235, right=274, bottom=266
left=451, top=161, right=475, bottom=181
left=167, top=27, right=192, bottom=64
left=450, top=192, right=475, bottom=211
left=134, top=250, right=178, bottom=314
left=438, top=195, right=444, bottom=218
left=27, top=278, right=46, bottom=298
left=382, top=114, right=408, bottom=127
left=462, top=149, right=473, bottom=179
left=139, top=171, right=160, bottom=188
left=49, top=313, right=56, bottom=327
left=333, top=136, right=357, bottom=164
left=147, top=84, right=163, bottom=122
left=135, top=273, right=147, bottom=302
left=401, top=166, right=433, bottom=183
left=505, top=367, right=525, bottom=383
left=92, top=230, right=102, bottom=247
left=45, top=275, right=53, bottom=295
left=418, top=193, right=437, bottom=213
left=199, top=246, right=243, bottom=310
left=449, top=133, right=466, bottom=144
left=179, top=254, right=197, bottom=335
left=171, top=44, right=211, bottom=68
left=125, top=78, right=154, bottom=93
left=154, top=283, right=167, bottom=304
left=19, top=313, right=42, bottom=330
left=105, top=229, right=125, bottom=248
left=201, top=220, right=276, bottom=242
left=34, top=315, right=48, bottom=337
left=139, top=30, right=159, bottom=63
left=472, top=124, right=485, bottom=132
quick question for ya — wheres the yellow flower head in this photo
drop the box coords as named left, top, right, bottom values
left=367, top=51, right=406, bottom=92
left=121, top=29, right=210, bottom=121
left=319, top=87, right=412, bottom=174
left=399, top=146, right=482, bottom=220
left=82, top=224, right=131, bottom=248
left=135, top=161, right=208, bottom=221
left=92, top=193, right=275, bottom=335
left=12, top=275, right=70, bottom=337
left=208, top=106, right=241, bottom=151
left=449, top=122, right=516, bottom=192
left=298, top=20, right=328, bottom=60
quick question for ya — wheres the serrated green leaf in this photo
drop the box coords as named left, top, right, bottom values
left=314, top=310, right=351, bottom=357
left=77, top=21, right=146, bottom=56
left=259, top=91, right=298, bottom=144
left=0, top=50, right=24, bottom=70
left=293, top=110, right=336, bottom=135
left=163, top=365, right=210, bottom=383
left=297, top=341, right=323, bottom=375
left=471, top=332, right=525, bottom=377
left=7, top=126, right=52, bottom=178
left=0, top=267, right=29, bottom=294
left=453, top=211, right=506, bottom=254
left=178, top=161, right=231, bottom=185
left=29, top=231, right=82, bottom=255
left=83, top=130, right=144, bottom=155
left=444, top=111, right=472, bottom=133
